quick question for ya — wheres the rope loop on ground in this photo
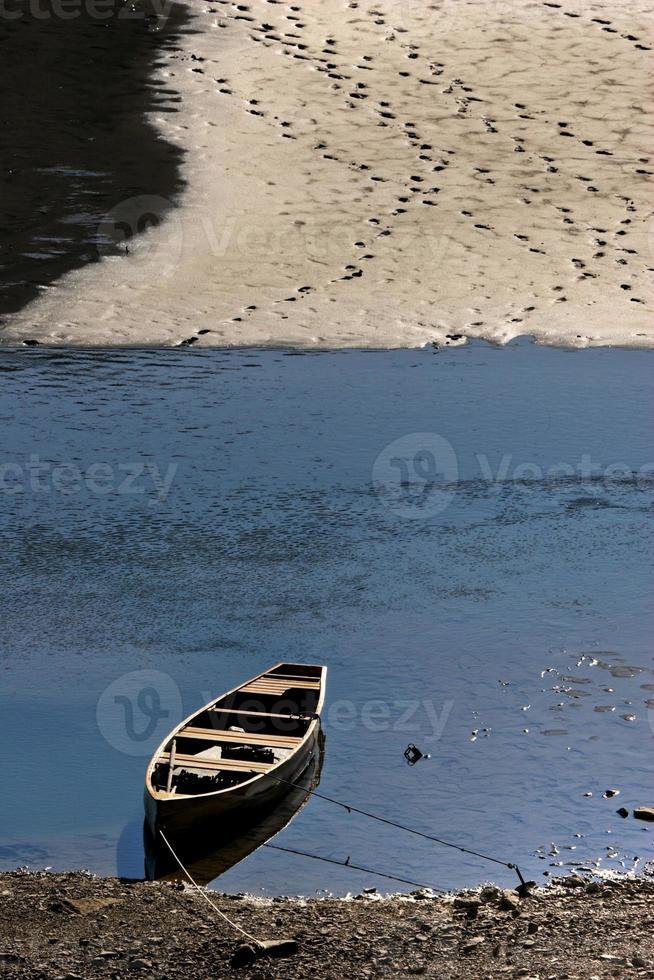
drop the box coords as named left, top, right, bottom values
left=159, top=828, right=263, bottom=947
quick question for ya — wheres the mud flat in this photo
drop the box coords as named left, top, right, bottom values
left=1, top=870, right=654, bottom=977
left=2, top=0, right=652, bottom=349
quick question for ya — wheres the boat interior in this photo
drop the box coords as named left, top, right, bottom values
left=145, top=733, right=325, bottom=883
left=150, top=664, right=323, bottom=797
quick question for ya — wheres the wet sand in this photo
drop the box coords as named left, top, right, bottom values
left=1, top=870, right=654, bottom=978
left=2, top=0, right=652, bottom=349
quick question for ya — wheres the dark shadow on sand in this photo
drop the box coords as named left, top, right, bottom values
left=0, top=0, right=192, bottom=324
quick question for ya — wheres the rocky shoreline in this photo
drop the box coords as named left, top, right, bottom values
left=1, top=871, right=654, bottom=978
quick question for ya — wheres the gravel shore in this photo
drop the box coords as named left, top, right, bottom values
left=1, top=871, right=654, bottom=978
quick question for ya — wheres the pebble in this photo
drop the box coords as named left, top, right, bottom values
left=231, top=943, right=258, bottom=968
left=498, top=891, right=520, bottom=911
left=453, top=897, right=481, bottom=912
left=258, top=938, right=299, bottom=957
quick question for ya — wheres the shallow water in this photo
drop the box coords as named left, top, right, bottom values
left=1, top=340, right=653, bottom=894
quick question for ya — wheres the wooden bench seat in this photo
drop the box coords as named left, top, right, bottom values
left=242, top=677, right=321, bottom=695
left=158, top=751, right=273, bottom=774
left=209, top=707, right=310, bottom=722
left=180, top=726, right=301, bottom=749
left=267, top=673, right=322, bottom=683
left=259, top=674, right=321, bottom=687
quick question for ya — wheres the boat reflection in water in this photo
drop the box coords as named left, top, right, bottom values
left=144, top=732, right=324, bottom=885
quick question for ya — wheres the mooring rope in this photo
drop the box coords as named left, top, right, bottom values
left=158, top=828, right=263, bottom=947
left=261, top=769, right=527, bottom=888
left=264, top=842, right=445, bottom=891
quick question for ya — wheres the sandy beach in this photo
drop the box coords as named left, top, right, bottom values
left=2, top=0, right=652, bottom=349
left=2, top=870, right=654, bottom=978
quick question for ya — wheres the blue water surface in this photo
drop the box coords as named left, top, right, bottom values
left=0, top=340, right=652, bottom=894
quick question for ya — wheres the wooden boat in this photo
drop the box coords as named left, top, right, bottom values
left=144, top=729, right=324, bottom=884
left=144, top=662, right=326, bottom=838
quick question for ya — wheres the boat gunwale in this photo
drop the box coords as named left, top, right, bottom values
left=145, top=662, right=326, bottom=804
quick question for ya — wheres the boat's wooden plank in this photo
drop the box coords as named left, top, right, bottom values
left=250, top=674, right=320, bottom=690
left=249, top=684, right=321, bottom=691
left=166, top=738, right=177, bottom=793
left=265, top=673, right=323, bottom=683
left=241, top=685, right=292, bottom=693
left=181, top=726, right=300, bottom=748
left=247, top=678, right=294, bottom=684
left=254, top=674, right=321, bottom=683
left=208, top=707, right=311, bottom=721
left=241, top=681, right=320, bottom=694
left=242, top=686, right=288, bottom=692
left=158, top=752, right=272, bottom=774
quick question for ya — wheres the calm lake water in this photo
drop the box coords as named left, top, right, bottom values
left=1, top=341, right=652, bottom=894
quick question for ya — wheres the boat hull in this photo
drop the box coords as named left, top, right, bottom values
left=144, top=723, right=318, bottom=838
left=144, top=733, right=324, bottom=882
